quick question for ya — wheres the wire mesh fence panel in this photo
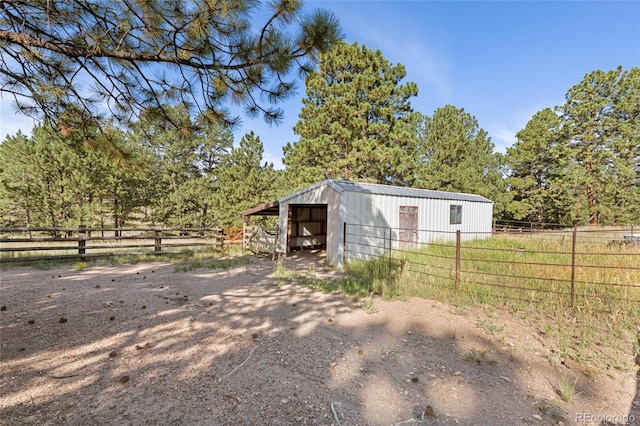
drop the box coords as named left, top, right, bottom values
left=343, top=223, right=640, bottom=313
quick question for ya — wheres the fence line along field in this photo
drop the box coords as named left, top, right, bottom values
left=344, top=224, right=640, bottom=319
left=339, top=223, right=639, bottom=377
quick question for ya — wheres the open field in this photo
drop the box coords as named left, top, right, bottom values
left=1, top=252, right=639, bottom=425
left=398, top=232, right=640, bottom=313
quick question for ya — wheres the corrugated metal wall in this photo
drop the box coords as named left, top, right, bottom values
left=342, top=192, right=493, bottom=262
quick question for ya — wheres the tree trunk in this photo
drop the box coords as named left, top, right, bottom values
left=585, top=160, right=598, bottom=225
left=114, top=198, right=120, bottom=237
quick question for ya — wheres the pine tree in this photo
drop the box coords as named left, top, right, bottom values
left=282, top=41, right=420, bottom=187
left=129, top=106, right=233, bottom=227
left=415, top=105, right=507, bottom=215
left=0, top=124, right=153, bottom=229
left=215, top=132, right=279, bottom=227
left=556, top=67, right=640, bottom=225
left=1, top=0, right=343, bottom=131
left=506, top=108, right=563, bottom=224
left=0, top=131, right=36, bottom=227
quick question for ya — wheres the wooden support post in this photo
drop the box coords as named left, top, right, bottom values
left=242, top=216, right=246, bottom=252
left=570, top=225, right=577, bottom=307
left=154, top=228, right=162, bottom=256
left=78, top=224, right=87, bottom=260
left=455, top=230, right=461, bottom=291
left=272, top=225, right=279, bottom=262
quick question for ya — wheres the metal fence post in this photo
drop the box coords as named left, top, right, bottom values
left=342, top=222, right=347, bottom=265
left=388, top=227, right=392, bottom=269
left=78, top=224, right=86, bottom=260
left=570, top=225, right=577, bottom=307
left=455, top=230, right=461, bottom=291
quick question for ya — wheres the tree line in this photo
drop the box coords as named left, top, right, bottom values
left=1, top=1, right=638, bottom=228
left=281, top=43, right=639, bottom=225
left=0, top=111, right=280, bottom=229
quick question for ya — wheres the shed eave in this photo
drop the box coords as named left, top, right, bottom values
left=242, top=200, right=280, bottom=217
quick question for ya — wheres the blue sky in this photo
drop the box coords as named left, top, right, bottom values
left=243, top=0, right=640, bottom=167
left=1, top=1, right=638, bottom=168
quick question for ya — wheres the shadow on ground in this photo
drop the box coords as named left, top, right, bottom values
left=0, top=253, right=637, bottom=425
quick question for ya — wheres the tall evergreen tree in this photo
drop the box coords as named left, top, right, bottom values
left=0, top=124, right=150, bottom=229
left=415, top=105, right=508, bottom=216
left=0, top=131, right=37, bottom=227
left=506, top=108, right=563, bottom=224
left=555, top=67, right=640, bottom=225
left=129, top=106, right=233, bottom=227
left=92, top=128, right=154, bottom=230
left=282, top=41, right=420, bottom=187
left=0, top=125, right=91, bottom=228
left=215, top=132, right=280, bottom=227
left=603, top=67, right=640, bottom=224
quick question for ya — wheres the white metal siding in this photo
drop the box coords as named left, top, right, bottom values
left=342, top=192, right=493, bottom=262
left=279, top=181, right=493, bottom=267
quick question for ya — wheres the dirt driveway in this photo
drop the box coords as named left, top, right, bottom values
left=1, top=254, right=638, bottom=425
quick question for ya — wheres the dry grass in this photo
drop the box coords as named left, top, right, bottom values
left=344, top=230, right=640, bottom=373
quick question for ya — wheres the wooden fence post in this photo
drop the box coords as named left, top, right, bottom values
left=78, top=224, right=87, bottom=260
left=570, top=225, right=577, bottom=307
left=154, top=227, right=162, bottom=255
left=455, top=230, right=461, bottom=291
left=218, top=228, right=224, bottom=251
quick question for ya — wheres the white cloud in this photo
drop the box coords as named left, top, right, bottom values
left=263, top=150, right=284, bottom=170
left=486, top=104, right=553, bottom=154
left=390, top=40, right=452, bottom=103
left=334, top=5, right=452, bottom=105
left=487, top=123, right=517, bottom=154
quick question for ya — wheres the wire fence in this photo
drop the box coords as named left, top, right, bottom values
left=344, top=223, right=640, bottom=312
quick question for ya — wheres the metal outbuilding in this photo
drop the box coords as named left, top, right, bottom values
left=268, top=179, right=494, bottom=268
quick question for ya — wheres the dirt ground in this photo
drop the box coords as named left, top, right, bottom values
left=1, top=252, right=638, bottom=426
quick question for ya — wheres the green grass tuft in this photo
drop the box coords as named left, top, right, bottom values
left=557, top=375, right=579, bottom=402
left=465, top=347, right=489, bottom=364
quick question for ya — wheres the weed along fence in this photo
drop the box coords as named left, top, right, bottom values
left=0, top=226, right=232, bottom=264
left=343, top=223, right=640, bottom=313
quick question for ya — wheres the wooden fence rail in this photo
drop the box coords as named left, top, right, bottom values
left=0, top=226, right=240, bottom=263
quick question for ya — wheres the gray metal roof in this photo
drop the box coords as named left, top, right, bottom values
left=280, top=179, right=493, bottom=203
